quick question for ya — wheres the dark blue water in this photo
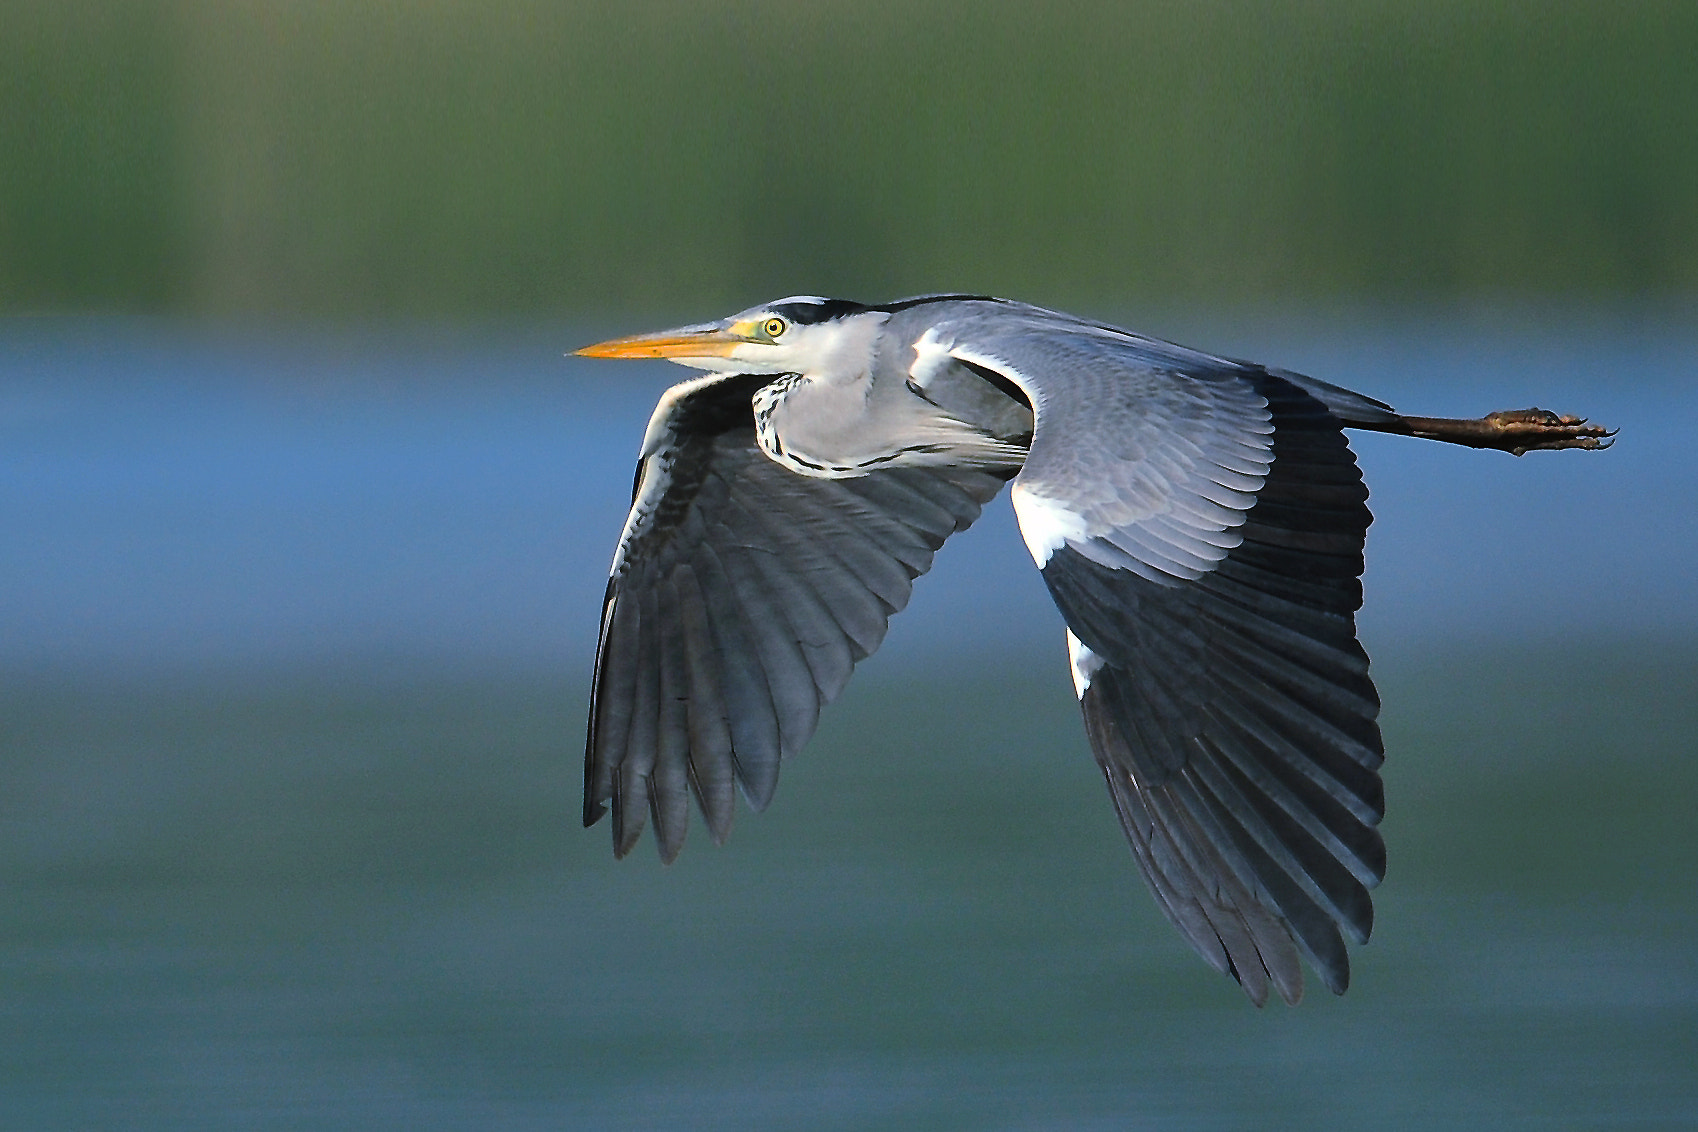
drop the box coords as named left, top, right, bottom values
left=2, top=315, right=1694, bottom=1128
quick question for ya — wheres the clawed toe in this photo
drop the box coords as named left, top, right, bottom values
left=1483, top=407, right=1616, bottom=455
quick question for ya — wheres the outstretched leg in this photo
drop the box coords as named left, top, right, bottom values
left=1349, top=408, right=1615, bottom=456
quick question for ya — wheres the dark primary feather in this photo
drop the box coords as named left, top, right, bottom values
left=1039, top=373, right=1384, bottom=1005
left=585, top=372, right=1004, bottom=862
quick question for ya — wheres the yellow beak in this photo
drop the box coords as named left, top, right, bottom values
left=574, top=327, right=743, bottom=359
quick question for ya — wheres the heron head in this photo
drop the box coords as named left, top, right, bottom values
left=576, top=296, right=878, bottom=375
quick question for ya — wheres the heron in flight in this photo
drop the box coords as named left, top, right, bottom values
left=575, top=295, right=1612, bottom=1006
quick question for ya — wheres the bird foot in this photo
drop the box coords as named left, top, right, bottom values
left=1386, top=407, right=1617, bottom=455
left=1478, top=408, right=1616, bottom=455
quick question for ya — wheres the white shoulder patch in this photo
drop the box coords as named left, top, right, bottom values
left=1011, top=481, right=1091, bottom=567
left=907, top=327, right=956, bottom=388
left=1066, top=629, right=1104, bottom=699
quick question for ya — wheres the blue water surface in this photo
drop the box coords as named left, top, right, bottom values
left=1, top=311, right=1692, bottom=676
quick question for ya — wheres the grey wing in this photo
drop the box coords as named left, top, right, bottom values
left=916, top=301, right=1278, bottom=584
left=586, top=371, right=1005, bottom=863
left=924, top=303, right=1385, bottom=1006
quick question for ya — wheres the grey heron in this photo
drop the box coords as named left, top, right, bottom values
left=575, top=294, right=1612, bottom=1007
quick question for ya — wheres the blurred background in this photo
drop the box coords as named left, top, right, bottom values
left=2, top=1, right=1695, bottom=1127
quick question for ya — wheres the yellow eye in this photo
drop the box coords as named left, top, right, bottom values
left=762, top=317, right=787, bottom=338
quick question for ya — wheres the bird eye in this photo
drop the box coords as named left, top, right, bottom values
left=762, top=317, right=787, bottom=339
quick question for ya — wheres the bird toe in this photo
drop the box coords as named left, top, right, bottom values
left=1484, top=407, right=1616, bottom=454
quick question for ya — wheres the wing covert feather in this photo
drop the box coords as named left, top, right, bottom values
left=893, top=301, right=1278, bottom=584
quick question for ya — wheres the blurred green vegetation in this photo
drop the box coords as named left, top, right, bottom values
left=2, top=0, right=1696, bottom=318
